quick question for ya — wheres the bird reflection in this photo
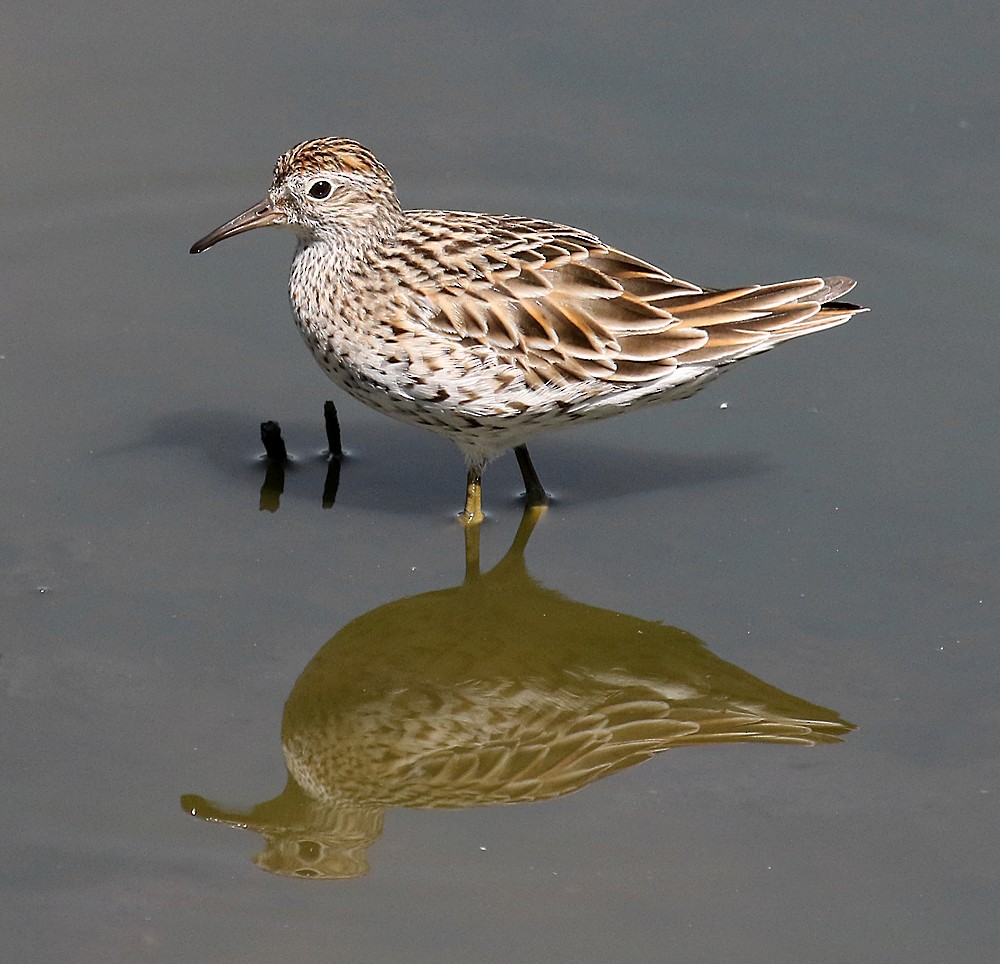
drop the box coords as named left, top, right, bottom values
left=182, top=508, right=854, bottom=879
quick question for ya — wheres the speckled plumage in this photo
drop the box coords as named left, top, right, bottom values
left=192, top=137, right=866, bottom=520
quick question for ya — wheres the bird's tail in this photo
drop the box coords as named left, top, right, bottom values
left=669, top=276, right=867, bottom=365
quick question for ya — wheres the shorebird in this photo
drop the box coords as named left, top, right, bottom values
left=191, top=138, right=865, bottom=523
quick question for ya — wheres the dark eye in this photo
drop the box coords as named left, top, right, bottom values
left=298, top=840, right=321, bottom=860
left=308, top=180, right=333, bottom=199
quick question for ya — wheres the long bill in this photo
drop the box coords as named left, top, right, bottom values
left=190, top=198, right=284, bottom=254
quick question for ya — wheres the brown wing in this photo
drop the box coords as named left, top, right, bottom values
left=403, top=212, right=862, bottom=390
left=370, top=692, right=853, bottom=807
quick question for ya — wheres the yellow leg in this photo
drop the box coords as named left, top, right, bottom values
left=463, top=517, right=481, bottom=583
left=461, top=465, right=484, bottom=526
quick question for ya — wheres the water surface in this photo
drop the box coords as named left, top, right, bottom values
left=3, top=3, right=998, bottom=962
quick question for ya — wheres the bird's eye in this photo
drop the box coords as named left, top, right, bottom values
left=308, top=180, right=333, bottom=200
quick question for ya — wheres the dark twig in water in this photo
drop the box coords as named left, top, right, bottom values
left=324, top=400, right=343, bottom=460
left=260, top=420, right=288, bottom=463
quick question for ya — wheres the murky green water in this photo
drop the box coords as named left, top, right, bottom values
left=3, top=3, right=997, bottom=962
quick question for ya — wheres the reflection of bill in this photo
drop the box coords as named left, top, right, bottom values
left=183, top=508, right=853, bottom=880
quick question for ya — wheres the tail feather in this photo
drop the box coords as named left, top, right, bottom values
left=672, top=275, right=866, bottom=365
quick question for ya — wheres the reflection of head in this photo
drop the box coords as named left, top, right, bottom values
left=253, top=798, right=383, bottom=880
left=252, top=828, right=377, bottom=880
left=182, top=790, right=384, bottom=881
left=250, top=803, right=385, bottom=880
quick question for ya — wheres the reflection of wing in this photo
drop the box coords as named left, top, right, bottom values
left=402, top=211, right=860, bottom=390
left=280, top=558, right=854, bottom=812
left=184, top=509, right=855, bottom=879
left=385, top=689, right=851, bottom=808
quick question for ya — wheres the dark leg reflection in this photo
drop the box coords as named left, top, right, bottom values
left=321, top=458, right=341, bottom=509
left=183, top=504, right=855, bottom=880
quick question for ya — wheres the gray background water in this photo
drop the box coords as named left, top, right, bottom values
left=3, top=2, right=998, bottom=961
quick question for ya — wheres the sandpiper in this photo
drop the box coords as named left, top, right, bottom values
left=191, top=138, right=865, bottom=523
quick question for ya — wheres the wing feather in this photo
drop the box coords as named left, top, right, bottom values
left=399, top=212, right=864, bottom=390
